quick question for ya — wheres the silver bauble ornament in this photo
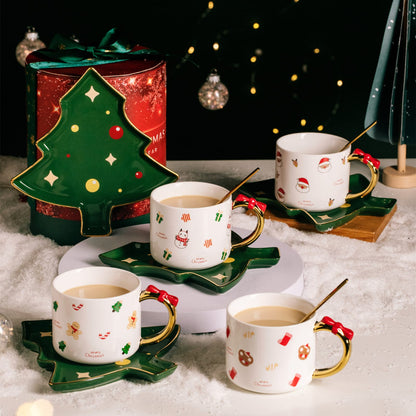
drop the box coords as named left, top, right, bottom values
left=198, top=69, right=229, bottom=110
left=16, top=26, right=46, bottom=67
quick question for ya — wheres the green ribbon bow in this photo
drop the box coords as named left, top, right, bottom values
left=28, top=28, right=164, bottom=69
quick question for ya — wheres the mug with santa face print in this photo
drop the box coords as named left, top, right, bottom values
left=275, top=132, right=380, bottom=211
left=150, top=181, right=266, bottom=270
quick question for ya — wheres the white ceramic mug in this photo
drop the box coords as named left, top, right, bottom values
left=275, top=132, right=380, bottom=211
left=226, top=293, right=354, bottom=394
left=150, top=181, right=266, bottom=270
left=52, top=266, right=178, bottom=364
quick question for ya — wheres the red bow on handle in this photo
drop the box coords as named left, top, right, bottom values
left=353, top=149, right=380, bottom=169
left=146, top=285, right=179, bottom=307
left=322, top=316, right=354, bottom=340
left=235, top=194, right=267, bottom=213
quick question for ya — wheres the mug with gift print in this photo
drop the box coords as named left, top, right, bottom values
left=275, top=132, right=380, bottom=211
left=150, top=181, right=266, bottom=270
left=226, top=292, right=354, bottom=394
left=52, top=266, right=178, bottom=365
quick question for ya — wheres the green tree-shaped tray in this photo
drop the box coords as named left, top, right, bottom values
left=11, top=68, right=178, bottom=237
left=242, top=174, right=397, bottom=232
left=99, top=238, right=280, bottom=293
left=22, top=320, right=180, bottom=392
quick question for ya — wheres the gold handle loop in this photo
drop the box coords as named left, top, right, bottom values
left=312, top=319, right=353, bottom=379
left=231, top=200, right=265, bottom=250
left=139, top=288, right=177, bottom=346
left=345, top=151, right=380, bottom=201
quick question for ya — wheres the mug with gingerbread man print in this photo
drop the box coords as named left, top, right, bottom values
left=275, top=132, right=380, bottom=211
left=226, top=293, right=354, bottom=394
left=52, top=266, right=178, bottom=364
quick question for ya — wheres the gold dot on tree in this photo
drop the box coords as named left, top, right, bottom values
left=85, top=178, right=100, bottom=193
left=71, top=124, right=79, bottom=132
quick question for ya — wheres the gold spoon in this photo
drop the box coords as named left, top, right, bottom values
left=299, top=278, right=348, bottom=323
left=216, top=167, right=260, bottom=204
left=339, top=121, right=377, bottom=152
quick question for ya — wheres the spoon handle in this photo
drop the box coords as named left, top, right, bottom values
left=299, top=278, right=348, bottom=323
left=339, top=121, right=377, bottom=152
left=216, top=167, right=260, bottom=204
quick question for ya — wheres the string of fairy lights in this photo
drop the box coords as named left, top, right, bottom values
left=177, top=0, right=344, bottom=137
left=15, top=1, right=345, bottom=139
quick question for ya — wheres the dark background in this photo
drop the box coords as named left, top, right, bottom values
left=1, top=0, right=413, bottom=160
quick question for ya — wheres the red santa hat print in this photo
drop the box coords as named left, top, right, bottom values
left=296, top=177, right=310, bottom=193
left=276, top=150, right=282, bottom=166
left=318, top=157, right=331, bottom=172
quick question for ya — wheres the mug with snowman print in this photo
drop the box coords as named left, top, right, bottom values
left=275, top=132, right=380, bottom=212
left=149, top=181, right=266, bottom=270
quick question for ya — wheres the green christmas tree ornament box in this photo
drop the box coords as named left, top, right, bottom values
left=12, top=30, right=178, bottom=245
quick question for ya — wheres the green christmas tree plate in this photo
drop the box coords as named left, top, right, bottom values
left=22, top=320, right=180, bottom=392
left=242, top=174, right=397, bottom=232
left=11, top=68, right=178, bottom=237
left=99, top=237, right=280, bottom=293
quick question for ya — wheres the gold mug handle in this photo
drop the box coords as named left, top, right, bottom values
left=230, top=194, right=266, bottom=250
left=346, top=149, right=380, bottom=201
left=312, top=316, right=354, bottom=379
left=139, top=285, right=178, bottom=346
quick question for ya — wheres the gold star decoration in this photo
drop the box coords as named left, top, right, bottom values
left=105, top=153, right=117, bottom=165
left=211, top=273, right=227, bottom=281
left=76, top=372, right=91, bottom=379
left=85, top=86, right=100, bottom=102
left=122, top=257, right=137, bottom=264
left=318, top=215, right=332, bottom=220
left=44, top=170, right=58, bottom=186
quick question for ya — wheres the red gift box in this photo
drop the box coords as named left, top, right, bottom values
left=24, top=35, right=167, bottom=244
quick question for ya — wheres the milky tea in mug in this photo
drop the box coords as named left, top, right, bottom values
left=226, top=293, right=354, bottom=394
left=63, top=284, right=129, bottom=298
left=160, top=195, right=218, bottom=208
left=234, top=305, right=306, bottom=327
